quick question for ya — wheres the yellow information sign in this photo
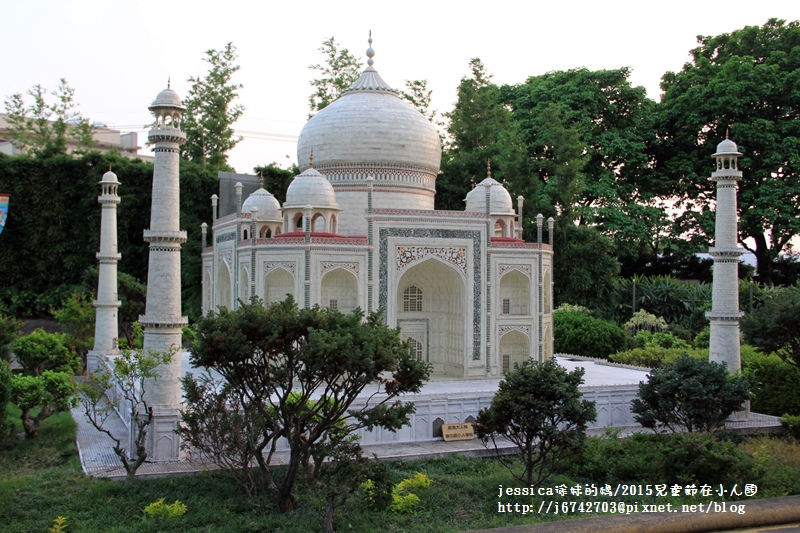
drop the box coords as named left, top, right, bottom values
left=442, top=423, right=475, bottom=442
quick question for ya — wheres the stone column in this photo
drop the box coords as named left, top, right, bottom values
left=139, top=87, right=188, bottom=460
left=88, top=170, right=122, bottom=372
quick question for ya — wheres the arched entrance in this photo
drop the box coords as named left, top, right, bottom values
left=396, top=258, right=466, bottom=378
left=320, top=268, right=358, bottom=313
left=499, top=330, right=529, bottom=374
left=217, top=261, right=232, bottom=310
left=264, top=268, right=294, bottom=306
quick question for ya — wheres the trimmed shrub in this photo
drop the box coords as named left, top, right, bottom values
left=0, top=313, right=21, bottom=362
left=610, top=347, right=706, bottom=368
left=780, top=415, right=800, bottom=440
left=631, top=330, right=691, bottom=350
left=554, top=310, right=627, bottom=359
left=743, top=350, right=800, bottom=416
left=12, top=329, right=80, bottom=377
left=631, top=354, right=750, bottom=433
left=623, top=310, right=668, bottom=334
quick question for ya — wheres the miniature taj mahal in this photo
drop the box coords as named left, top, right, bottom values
left=200, top=38, right=555, bottom=380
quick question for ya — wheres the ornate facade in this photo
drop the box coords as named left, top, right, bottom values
left=201, top=38, right=554, bottom=379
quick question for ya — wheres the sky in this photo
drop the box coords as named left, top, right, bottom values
left=3, top=0, right=799, bottom=175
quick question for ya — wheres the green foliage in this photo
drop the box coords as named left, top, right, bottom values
left=308, top=37, right=361, bottom=115
left=143, top=498, right=187, bottom=520
left=693, top=327, right=711, bottom=349
left=12, top=329, right=79, bottom=377
left=11, top=370, right=77, bottom=437
left=656, top=19, right=800, bottom=283
left=438, top=58, right=531, bottom=213
left=188, top=296, right=430, bottom=512
left=610, top=347, right=706, bottom=368
left=0, top=151, right=216, bottom=321
left=400, top=79, right=439, bottom=124
left=475, top=359, right=596, bottom=487
left=553, top=309, right=627, bottom=359
left=3, top=78, right=94, bottom=157
left=77, top=347, right=175, bottom=483
left=631, top=354, right=750, bottom=433
left=572, top=431, right=761, bottom=488
left=51, top=292, right=95, bottom=357
left=780, top=415, right=800, bottom=440
left=631, top=330, right=691, bottom=351
left=389, top=473, right=433, bottom=513
left=182, top=42, right=244, bottom=170
left=48, top=516, right=68, bottom=533
left=0, top=359, right=12, bottom=438
left=623, top=310, right=668, bottom=334
left=743, top=350, right=800, bottom=416
left=0, top=312, right=21, bottom=361
left=552, top=224, right=620, bottom=310
left=742, top=284, right=800, bottom=366
left=81, top=267, right=146, bottom=348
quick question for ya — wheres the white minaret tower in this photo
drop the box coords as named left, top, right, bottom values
left=706, top=137, right=745, bottom=377
left=88, top=169, right=121, bottom=373
left=139, top=84, right=187, bottom=461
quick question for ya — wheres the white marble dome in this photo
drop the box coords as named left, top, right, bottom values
left=243, top=188, right=282, bottom=221
left=714, top=138, right=741, bottom=155
left=465, top=178, right=515, bottom=215
left=150, top=87, right=185, bottom=110
left=283, top=168, right=340, bottom=210
left=101, top=170, right=119, bottom=183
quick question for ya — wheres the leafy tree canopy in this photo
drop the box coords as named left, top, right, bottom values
left=189, top=297, right=430, bottom=512
left=3, top=78, right=94, bottom=157
left=475, top=359, right=596, bottom=487
left=656, top=18, right=800, bottom=283
left=742, top=284, right=800, bottom=366
left=308, top=37, right=362, bottom=116
left=182, top=42, right=245, bottom=171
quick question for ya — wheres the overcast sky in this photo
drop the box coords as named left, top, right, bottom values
left=3, top=0, right=799, bottom=174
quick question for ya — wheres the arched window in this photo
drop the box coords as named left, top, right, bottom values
left=408, top=338, right=423, bottom=361
left=243, top=228, right=249, bottom=240
left=403, top=285, right=423, bottom=312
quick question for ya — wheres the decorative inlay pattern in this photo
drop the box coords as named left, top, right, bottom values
left=499, top=264, right=531, bottom=277
left=492, top=241, right=538, bottom=249
left=379, top=228, right=482, bottom=361
left=396, top=246, right=467, bottom=275
left=216, top=232, right=236, bottom=243
left=499, top=325, right=532, bottom=339
left=264, top=261, right=296, bottom=275
left=321, top=262, right=359, bottom=275
left=374, top=209, right=485, bottom=219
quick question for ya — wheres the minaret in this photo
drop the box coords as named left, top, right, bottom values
left=706, top=137, right=745, bottom=380
left=88, top=169, right=121, bottom=372
left=139, top=84, right=188, bottom=461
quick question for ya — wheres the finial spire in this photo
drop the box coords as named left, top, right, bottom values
left=487, top=159, right=492, bottom=179
left=367, top=30, right=375, bottom=67
left=309, top=149, right=314, bottom=168
left=259, top=172, right=264, bottom=189
left=167, top=77, right=171, bottom=89
left=726, top=127, right=730, bottom=140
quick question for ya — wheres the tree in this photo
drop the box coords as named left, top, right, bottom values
left=77, top=347, right=175, bottom=484
left=400, top=79, right=438, bottom=124
left=51, top=291, right=95, bottom=360
left=742, top=284, right=800, bottom=366
left=439, top=58, right=531, bottom=213
left=11, top=370, right=76, bottom=438
left=631, top=354, right=750, bottom=433
left=501, top=67, right=660, bottom=259
left=188, top=297, right=430, bottom=512
left=655, top=19, right=800, bottom=284
left=182, top=42, right=245, bottom=170
left=12, top=329, right=80, bottom=377
left=308, top=37, right=362, bottom=116
left=475, top=359, right=596, bottom=487
left=252, top=162, right=297, bottom=205
left=0, top=359, right=13, bottom=437
left=3, top=78, right=94, bottom=157
left=0, top=313, right=21, bottom=362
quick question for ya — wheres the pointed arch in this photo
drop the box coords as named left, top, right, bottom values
left=217, top=260, right=233, bottom=310
left=320, top=267, right=358, bottom=313
left=499, top=269, right=530, bottom=315
left=264, top=267, right=295, bottom=306
left=499, top=330, right=529, bottom=374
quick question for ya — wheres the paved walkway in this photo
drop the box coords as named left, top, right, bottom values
left=73, top=356, right=783, bottom=480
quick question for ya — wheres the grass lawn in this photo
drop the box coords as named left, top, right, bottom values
left=2, top=405, right=799, bottom=532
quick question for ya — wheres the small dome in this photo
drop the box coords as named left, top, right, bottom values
left=714, top=138, right=741, bottom=156
left=149, top=87, right=186, bottom=111
left=465, top=178, right=515, bottom=215
left=284, top=168, right=340, bottom=210
left=242, top=188, right=282, bottom=221
left=100, top=170, right=119, bottom=184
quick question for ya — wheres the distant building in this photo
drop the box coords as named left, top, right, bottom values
left=0, top=113, right=152, bottom=161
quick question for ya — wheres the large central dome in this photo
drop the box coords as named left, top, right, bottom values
left=296, top=36, right=441, bottom=235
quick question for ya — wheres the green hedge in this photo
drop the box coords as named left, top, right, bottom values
left=742, top=351, right=800, bottom=417
left=554, top=310, right=627, bottom=360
